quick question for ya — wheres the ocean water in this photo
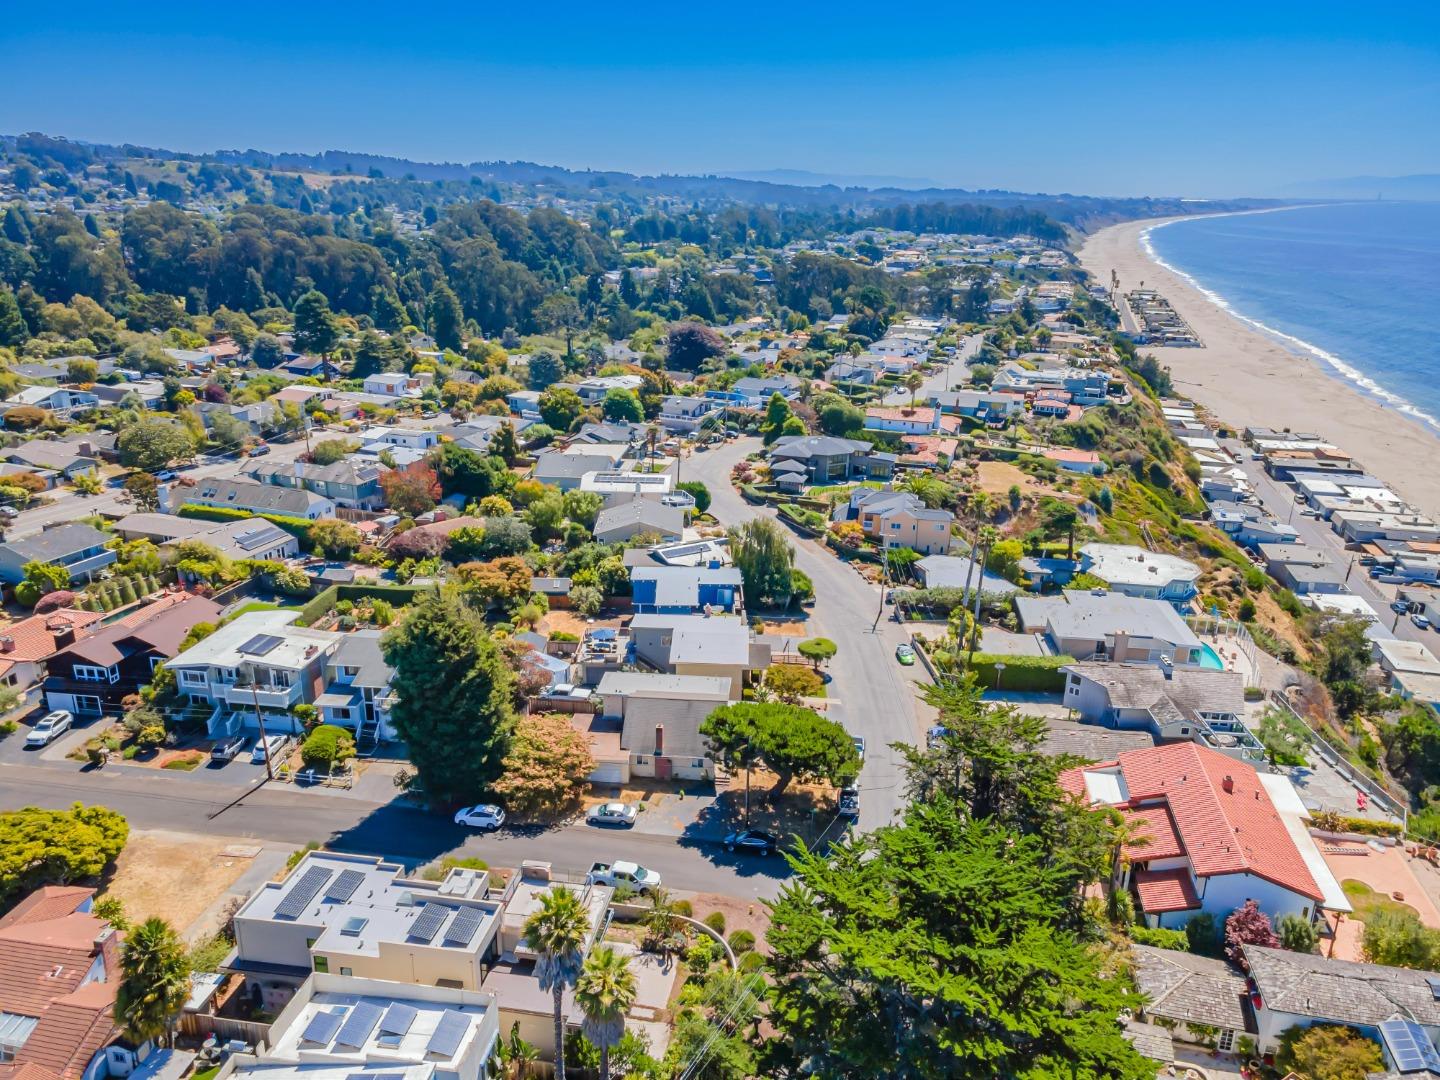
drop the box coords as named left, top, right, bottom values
left=1142, top=201, right=1440, bottom=431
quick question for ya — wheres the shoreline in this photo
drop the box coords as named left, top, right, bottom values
left=1077, top=215, right=1440, bottom=519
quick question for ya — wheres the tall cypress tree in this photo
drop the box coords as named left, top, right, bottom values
left=381, top=591, right=515, bottom=803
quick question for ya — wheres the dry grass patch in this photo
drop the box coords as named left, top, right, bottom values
left=102, top=830, right=255, bottom=933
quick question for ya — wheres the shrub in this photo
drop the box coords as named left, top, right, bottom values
left=177, top=503, right=316, bottom=546
left=33, top=590, right=77, bottom=614
left=965, top=653, right=1074, bottom=692
left=727, top=929, right=756, bottom=955
left=1130, top=925, right=1188, bottom=950
left=703, top=911, right=727, bottom=935
left=300, top=725, right=356, bottom=770
left=672, top=899, right=693, bottom=918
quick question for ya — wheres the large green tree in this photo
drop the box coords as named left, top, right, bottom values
left=762, top=804, right=1149, bottom=1079
left=117, top=418, right=196, bottom=471
left=381, top=591, right=515, bottom=803
left=431, top=441, right=514, bottom=499
left=116, top=917, right=190, bottom=1046
left=728, top=518, right=794, bottom=608
left=701, top=702, right=859, bottom=797
left=292, top=289, right=341, bottom=354
left=539, top=386, right=584, bottom=431
left=1275, top=1024, right=1384, bottom=1080
left=428, top=283, right=465, bottom=351
left=0, top=803, right=128, bottom=906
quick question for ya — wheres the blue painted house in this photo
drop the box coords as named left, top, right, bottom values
left=630, top=566, right=743, bottom=615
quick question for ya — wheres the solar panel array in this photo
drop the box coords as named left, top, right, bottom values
left=239, top=633, right=284, bottom=656
left=379, top=1003, right=417, bottom=1036
left=443, top=905, right=485, bottom=947
left=235, top=526, right=290, bottom=552
left=427, top=1010, right=470, bottom=1058
left=1379, top=1018, right=1440, bottom=1074
left=335, top=1001, right=383, bottom=1049
left=348, top=1072, right=406, bottom=1080
left=301, top=1008, right=344, bottom=1045
left=408, top=902, right=450, bottom=943
left=275, top=866, right=333, bottom=919
left=324, top=869, right=366, bottom=904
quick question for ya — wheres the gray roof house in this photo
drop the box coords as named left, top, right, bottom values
left=1061, top=660, right=1258, bottom=762
left=0, top=440, right=99, bottom=479
left=593, top=499, right=685, bottom=543
left=767, top=434, right=895, bottom=484
left=180, top=477, right=335, bottom=520
left=316, top=630, right=397, bottom=745
left=1130, top=946, right=1253, bottom=1049
left=245, top=458, right=384, bottom=510
left=0, top=522, right=116, bottom=584
left=1015, top=591, right=1206, bottom=666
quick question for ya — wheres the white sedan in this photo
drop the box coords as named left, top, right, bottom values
left=453, top=804, right=506, bottom=831
left=586, top=802, right=638, bottom=828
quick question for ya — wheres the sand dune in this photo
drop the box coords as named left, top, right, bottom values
left=1078, top=218, right=1440, bottom=518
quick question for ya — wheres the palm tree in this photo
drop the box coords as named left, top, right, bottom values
left=904, top=371, right=924, bottom=408
left=115, top=917, right=189, bottom=1046
left=522, top=887, right=590, bottom=1079
left=575, top=945, right=638, bottom=1080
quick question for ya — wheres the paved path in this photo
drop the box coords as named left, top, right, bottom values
left=686, top=438, right=932, bottom=831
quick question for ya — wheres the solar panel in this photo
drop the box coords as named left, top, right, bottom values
left=324, top=869, right=366, bottom=904
left=348, top=1072, right=407, bottom=1080
left=235, top=526, right=289, bottom=552
left=334, top=1001, right=383, bottom=1049
left=274, top=866, right=333, bottom=919
left=379, top=1003, right=417, bottom=1036
left=426, top=1010, right=469, bottom=1058
left=408, top=902, right=449, bottom=943
left=1379, top=1018, right=1440, bottom=1074
left=239, top=633, right=284, bottom=656
left=443, top=905, right=485, bottom=948
left=301, top=1008, right=344, bottom=1045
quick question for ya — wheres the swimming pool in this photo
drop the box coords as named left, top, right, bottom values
left=1198, top=644, right=1225, bottom=670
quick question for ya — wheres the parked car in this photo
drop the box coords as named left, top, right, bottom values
left=838, top=787, right=860, bottom=818
left=1359, top=554, right=1378, bottom=566
left=248, top=442, right=271, bottom=456
left=210, top=733, right=250, bottom=762
left=895, top=643, right=916, bottom=666
left=453, top=804, right=506, bottom=831
left=586, top=802, right=638, bottom=828
left=587, top=860, right=662, bottom=894
left=927, top=724, right=951, bottom=748
left=1392, top=600, right=1412, bottom=615
left=1413, top=613, right=1432, bottom=631
left=25, top=710, right=72, bottom=748
left=0, top=505, right=18, bottom=520
left=852, top=736, right=866, bottom=763
left=251, top=733, right=292, bottom=764
left=152, top=469, right=177, bottom=481
left=724, top=829, right=779, bottom=855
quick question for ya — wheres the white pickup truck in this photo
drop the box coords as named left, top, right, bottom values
left=587, top=860, right=662, bottom=895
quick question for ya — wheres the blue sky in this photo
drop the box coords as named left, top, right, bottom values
left=4, top=0, right=1438, bottom=197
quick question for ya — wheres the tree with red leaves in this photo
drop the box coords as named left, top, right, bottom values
left=380, top=463, right=440, bottom=517
left=1224, top=899, right=1280, bottom=967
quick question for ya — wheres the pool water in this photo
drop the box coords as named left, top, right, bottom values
left=1198, top=644, right=1226, bottom=670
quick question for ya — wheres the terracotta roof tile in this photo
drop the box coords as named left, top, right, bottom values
left=0, top=889, right=92, bottom=931
left=0, top=611, right=102, bottom=663
left=1063, top=742, right=1323, bottom=903
left=1134, top=868, right=1201, bottom=913
left=1122, top=806, right=1185, bottom=861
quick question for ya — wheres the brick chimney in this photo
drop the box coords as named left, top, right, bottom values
left=653, top=723, right=664, bottom=756
left=1222, top=775, right=1234, bottom=794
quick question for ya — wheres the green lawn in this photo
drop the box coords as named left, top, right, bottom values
left=228, top=600, right=300, bottom=617
left=1343, top=879, right=1422, bottom=922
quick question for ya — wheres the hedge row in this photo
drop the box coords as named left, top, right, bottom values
left=966, top=653, right=1074, bottom=692
left=177, top=503, right=316, bottom=548
left=295, top=582, right=429, bottom=626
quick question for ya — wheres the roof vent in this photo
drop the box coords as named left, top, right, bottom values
left=1222, top=775, right=1235, bottom=794
left=0, top=637, right=14, bottom=654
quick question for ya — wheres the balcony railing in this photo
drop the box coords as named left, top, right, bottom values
left=223, top=682, right=300, bottom=709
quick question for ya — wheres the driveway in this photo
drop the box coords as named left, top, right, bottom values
left=685, top=438, right=932, bottom=831
left=878, top=333, right=982, bottom=406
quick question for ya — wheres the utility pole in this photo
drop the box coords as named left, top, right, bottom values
left=250, top=683, right=275, bottom=782
left=873, top=543, right=889, bottom=631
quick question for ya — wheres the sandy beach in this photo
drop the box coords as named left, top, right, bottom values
left=1078, top=217, right=1440, bottom=518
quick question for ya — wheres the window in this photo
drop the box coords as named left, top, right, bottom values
left=180, top=670, right=207, bottom=686
left=330, top=707, right=351, bottom=721
left=1216, top=1030, right=1235, bottom=1053
left=73, top=665, right=108, bottom=682
left=339, top=967, right=352, bottom=977
left=313, top=956, right=328, bottom=973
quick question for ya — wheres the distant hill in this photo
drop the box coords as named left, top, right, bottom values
left=1277, top=174, right=1440, bottom=201
left=721, top=168, right=945, bottom=191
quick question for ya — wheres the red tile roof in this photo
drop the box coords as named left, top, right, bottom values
left=0, top=611, right=102, bottom=663
left=1134, top=868, right=1201, bottom=913
left=1063, top=742, right=1323, bottom=902
left=1122, top=806, right=1185, bottom=861
left=865, top=406, right=937, bottom=424
left=0, top=890, right=119, bottom=1080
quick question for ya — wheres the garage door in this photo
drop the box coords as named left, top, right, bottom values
left=588, top=761, right=628, bottom=785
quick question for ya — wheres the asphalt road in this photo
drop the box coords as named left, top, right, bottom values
left=1223, top=439, right=1431, bottom=644
left=878, top=333, right=982, bottom=406
left=686, top=438, right=933, bottom=831
left=4, top=436, right=316, bottom=537
left=0, top=758, right=792, bottom=899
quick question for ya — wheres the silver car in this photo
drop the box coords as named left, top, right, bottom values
left=25, top=710, right=72, bottom=747
left=586, top=801, right=638, bottom=828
